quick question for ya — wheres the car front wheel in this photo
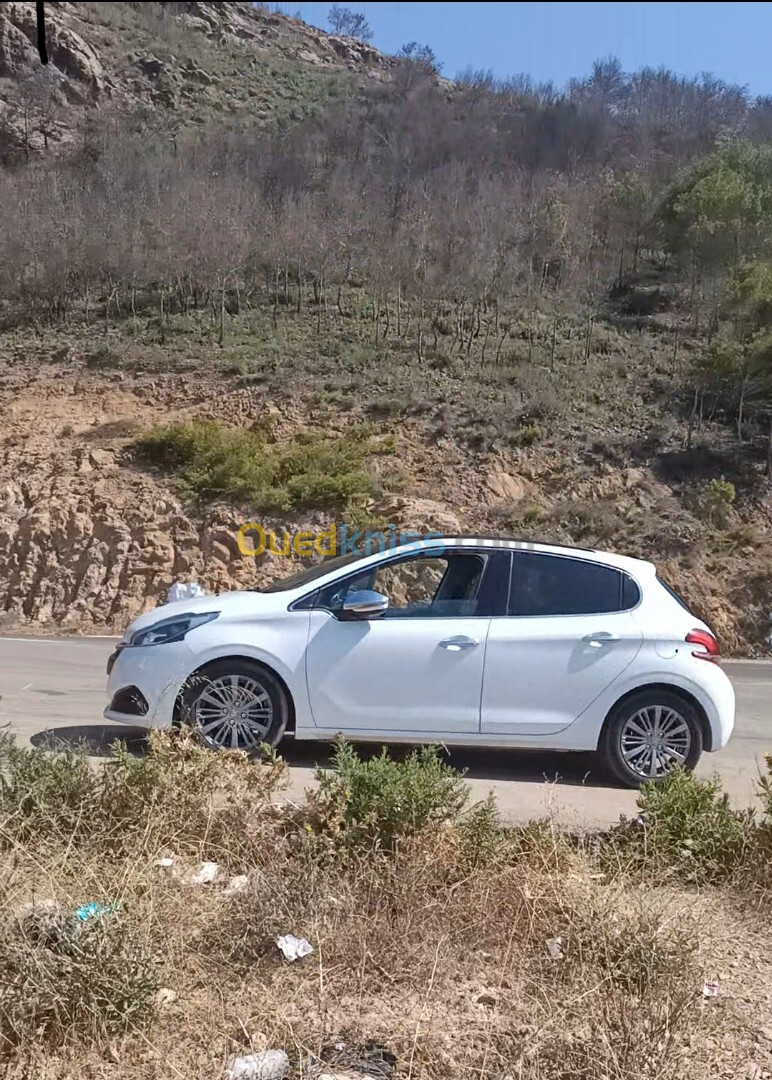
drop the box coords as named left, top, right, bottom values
left=599, top=689, right=703, bottom=788
left=177, top=658, right=288, bottom=751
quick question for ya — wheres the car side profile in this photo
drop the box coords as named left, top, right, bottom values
left=105, top=537, right=735, bottom=787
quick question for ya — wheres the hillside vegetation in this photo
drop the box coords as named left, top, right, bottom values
left=0, top=2, right=770, bottom=647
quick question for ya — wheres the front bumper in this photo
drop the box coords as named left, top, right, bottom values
left=104, top=640, right=195, bottom=728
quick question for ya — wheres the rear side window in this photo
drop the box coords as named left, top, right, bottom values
left=508, top=552, right=637, bottom=616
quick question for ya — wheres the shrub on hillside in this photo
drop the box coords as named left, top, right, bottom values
left=133, top=420, right=383, bottom=511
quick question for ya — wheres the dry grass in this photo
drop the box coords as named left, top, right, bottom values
left=1, top=735, right=770, bottom=1079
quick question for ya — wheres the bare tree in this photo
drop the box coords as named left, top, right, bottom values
left=327, top=5, right=372, bottom=41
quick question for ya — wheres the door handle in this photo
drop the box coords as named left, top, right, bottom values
left=439, top=635, right=479, bottom=651
left=584, top=632, right=620, bottom=648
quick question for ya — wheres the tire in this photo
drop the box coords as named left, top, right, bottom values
left=599, top=688, right=703, bottom=788
left=177, top=658, right=288, bottom=752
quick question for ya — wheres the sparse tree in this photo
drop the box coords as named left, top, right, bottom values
left=327, top=5, right=372, bottom=41
left=397, top=42, right=442, bottom=75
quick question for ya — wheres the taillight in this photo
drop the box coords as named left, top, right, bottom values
left=685, top=629, right=721, bottom=665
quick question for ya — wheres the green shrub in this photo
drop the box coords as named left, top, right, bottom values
left=133, top=419, right=383, bottom=511
left=308, top=740, right=468, bottom=851
left=686, top=476, right=736, bottom=526
left=516, top=423, right=544, bottom=446
left=616, top=768, right=753, bottom=884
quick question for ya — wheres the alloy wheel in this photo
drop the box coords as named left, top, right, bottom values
left=194, top=673, right=273, bottom=750
left=619, top=704, right=692, bottom=779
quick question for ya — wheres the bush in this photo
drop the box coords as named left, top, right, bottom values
left=686, top=476, right=736, bottom=526
left=308, top=740, right=468, bottom=851
left=0, top=726, right=98, bottom=847
left=0, top=905, right=158, bottom=1050
left=132, top=419, right=382, bottom=511
left=0, top=729, right=286, bottom=861
left=614, top=768, right=753, bottom=884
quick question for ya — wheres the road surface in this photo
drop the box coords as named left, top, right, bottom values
left=1, top=636, right=769, bottom=826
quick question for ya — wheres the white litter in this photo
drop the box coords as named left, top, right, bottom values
left=155, top=857, right=175, bottom=869
left=224, top=874, right=249, bottom=896
left=545, top=936, right=564, bottom=960
left=166, top=582, right=206, bottom=604
left=225, top=1050, right=290, bottom=1080
left=702, top=979, right=720, bottom=997
left=276, top=933, right=314, bottom=962
left=188, top=861, right=219, bottom=885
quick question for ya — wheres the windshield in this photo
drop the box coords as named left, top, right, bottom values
left=259, top=550, right=369, bottom=593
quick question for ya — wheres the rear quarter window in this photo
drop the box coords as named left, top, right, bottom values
left=508, top=552, right=638, bottom=616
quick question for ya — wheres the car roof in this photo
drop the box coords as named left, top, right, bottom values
left=333, top=536, right=654, bottom=576
left=432, top=536, right=652, bottom=573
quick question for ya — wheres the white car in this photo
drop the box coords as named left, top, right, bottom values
left=105, top=537, right=735, bottom=787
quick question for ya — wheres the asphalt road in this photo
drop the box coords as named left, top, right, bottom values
left=1, top=636, right=770, bottom=826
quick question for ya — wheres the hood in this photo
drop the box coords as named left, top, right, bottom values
left=121, top=589, right=290, bottom=641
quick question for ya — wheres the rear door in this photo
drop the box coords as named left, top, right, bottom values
left=481, top=551, right=643, bottom=735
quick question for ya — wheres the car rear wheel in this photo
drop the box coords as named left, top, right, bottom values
left=178, top=659, right=288, bottom=751
left=599, top=689, right=703, bottom=788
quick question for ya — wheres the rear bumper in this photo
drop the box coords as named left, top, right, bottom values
left=702, top=664, right=735, bottom=751
left=104, top=640, right=194, bottom=729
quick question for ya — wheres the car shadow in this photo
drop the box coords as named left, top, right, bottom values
left=28, top=725, right=619, bottom=788
left=279, top=739, right=619, bottom=789
left=31, top=724, right=149, bottom=757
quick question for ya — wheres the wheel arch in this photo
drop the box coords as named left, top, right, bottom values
left=173, top=654, right=297, bottom=735
left=598, top=682, right=712, bottom=752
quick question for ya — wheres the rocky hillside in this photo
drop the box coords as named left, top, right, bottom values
left=0, top=3, right=771, bottom=651
left=0, top=1, right=392, bottom=158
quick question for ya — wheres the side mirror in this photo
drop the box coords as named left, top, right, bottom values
left=338, top=589, right=389, bottom=620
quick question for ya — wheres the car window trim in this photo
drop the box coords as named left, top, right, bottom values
left=289, top=547, right=506, bottom=618
left=505, top=550, right=642, bottom=618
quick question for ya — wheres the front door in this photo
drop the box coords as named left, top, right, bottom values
left=304, top=549, right=502, bottom=734
left=481, top=551, right=643, bottom=735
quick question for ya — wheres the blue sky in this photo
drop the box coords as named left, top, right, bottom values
left=287, top=2, right=772, bottom=96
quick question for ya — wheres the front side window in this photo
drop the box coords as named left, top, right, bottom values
left=317, top=552, right=487, bottom=618
left=509, top=552, right=631, bottom=616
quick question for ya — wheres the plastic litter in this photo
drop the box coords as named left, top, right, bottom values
left=188, top=861, right=219, bottom=885
left=74, top=901, right=114, bottom=922
left=276, top=933, right=314, bottom=962
left=545, top=936, right=564, bottom=960
left=155, top=987, right=177, bottom=1008
left=166, top=582, right=206, bottom=604
left=225, top=1050, right=290, bottom=1080
left=702, top=979, right=720, bottom=997
left=155, top=857, right=175, bottom=869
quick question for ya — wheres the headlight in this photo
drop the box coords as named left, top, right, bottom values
left=129, top=611, right=220, bottom=647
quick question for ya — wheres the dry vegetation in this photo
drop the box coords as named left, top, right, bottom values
left=2, top=729, right=772, bottom=1079
left=0, top=2, right=770, bottom=646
